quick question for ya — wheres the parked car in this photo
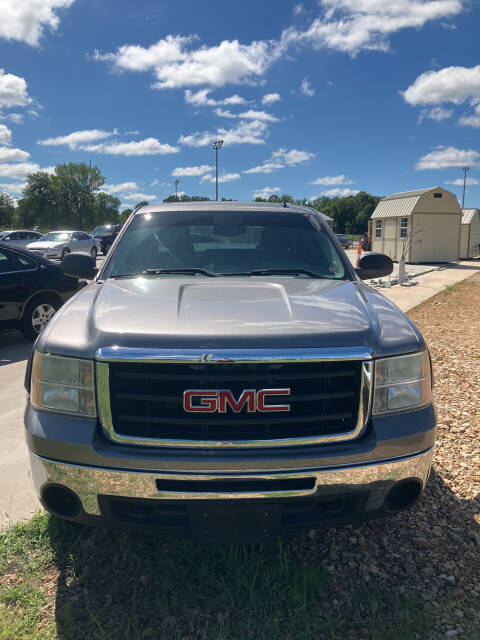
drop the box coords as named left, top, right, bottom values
left=26, top=230, right=100, bottom=260
left=24, top=202, right=435, bottom=542
left=0, top=230, right=44, bottom=248
left=92, top=224, right=122, bottom=255
left=0, top=243, right=85, bottom=338
left=334, top=233, right=353, bottom=248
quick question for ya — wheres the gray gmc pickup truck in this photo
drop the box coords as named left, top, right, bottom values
left=24, top=202, right=436, bottom=542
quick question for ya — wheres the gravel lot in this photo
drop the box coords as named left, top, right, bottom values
left=295, top=273, right=480, bottom=639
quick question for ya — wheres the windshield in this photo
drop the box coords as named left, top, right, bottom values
left=0, top=231, right=8, bottom=239
left=102, top=211, right=347, bottom=279
left=40, top=232, right=71, bottom=243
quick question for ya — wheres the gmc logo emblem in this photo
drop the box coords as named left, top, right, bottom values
left=183, top=389, right=291, bottom=413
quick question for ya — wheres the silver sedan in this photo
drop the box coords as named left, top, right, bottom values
left=26, top=230, right=100, bottom=260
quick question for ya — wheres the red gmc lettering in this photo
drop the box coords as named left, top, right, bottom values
left=218, top=389, right=255, bottom=413
left=183, top=390, right=217, bottom=412
left=257, top=389, right=291, bottom=412
left=183, top=389, right=291, bottom=413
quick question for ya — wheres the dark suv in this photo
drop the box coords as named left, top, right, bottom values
left=92, top=224, right=122, bottom=255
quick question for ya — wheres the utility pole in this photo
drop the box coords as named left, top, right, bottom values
left=462, top=166, right=470, bottom=209
left=174, top=179, right=180, bottom=201
left=212, top=139, right=224, bottom=201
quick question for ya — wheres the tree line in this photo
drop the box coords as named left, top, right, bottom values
left=0, top=162, right=381, bottom=235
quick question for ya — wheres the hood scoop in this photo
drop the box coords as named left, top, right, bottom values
left=177, top=282, right=293, bottom=323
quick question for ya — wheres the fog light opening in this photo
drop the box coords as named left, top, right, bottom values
left=41, top=484, right=82, bottom=518
left=385, top=479, right=422, bottom=513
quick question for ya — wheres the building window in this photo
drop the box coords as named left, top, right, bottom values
left=400, top=217, right=408, bottom=238
left=375, top=220, right=382, bottom=238
left=434, top=192, right=443, bottom=198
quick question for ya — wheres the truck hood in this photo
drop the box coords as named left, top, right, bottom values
left=38, top=276, right=423, bottom=359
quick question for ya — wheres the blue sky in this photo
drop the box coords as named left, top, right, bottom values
left=0, top=0, right=479, bottom=209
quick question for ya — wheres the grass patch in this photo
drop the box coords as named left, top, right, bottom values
left=0, top=513, right=441, bottom=639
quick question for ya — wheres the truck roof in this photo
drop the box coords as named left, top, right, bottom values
left=135, top=201, right=332, bottom=223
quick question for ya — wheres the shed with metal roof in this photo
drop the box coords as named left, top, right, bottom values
left=370, top=187, right=462, bottom=263
left=459, top=208, right=480, bottom=259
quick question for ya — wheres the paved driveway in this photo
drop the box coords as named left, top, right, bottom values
left=0, top=332, right=40, bottom=526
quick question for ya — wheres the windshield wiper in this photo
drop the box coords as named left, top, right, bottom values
left=221, top=268, right=327, bottom=278
left=143, top=268, right=218, bottom=277
left=111, top=268, right=219, bottom=279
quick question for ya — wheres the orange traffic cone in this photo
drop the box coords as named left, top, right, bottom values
left=356, top=240, right=362, bottom=267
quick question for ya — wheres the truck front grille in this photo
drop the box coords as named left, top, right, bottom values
left=106, top=361, right=363, bottom=445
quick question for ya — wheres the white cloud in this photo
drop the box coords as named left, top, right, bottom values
left=300, top=77, right=315, bottom=97
left=458, top=104, right=480, bottom=128
left=0, top=69, right=32, bottom=108
left=445, top=177, right=479, bottom=186
left=0, top=0, right=75, bottom=46
left=172, top=165, right=213, bottom=177
left=0, top=112, right=24, bottom=124
left=95, top=35, right=280, bottom=89
left=185, top=89, right=248, bottom=107
left=103, top=182, right=139, bottom=194
left=38, top=128, right=116, bottom=150
left=0, top=161, right=42, bottom=179
left=125, top=130, right=140, bottom=135
left=83, top=138, right=180, bottom=156
left=200, top=172, right=241, bottom=183
left=262, top=92, right=281, bottom=105
left=417, top=106, right=453, bottom=123
left=402, top=65, right=480, bottom=106
left=310, top=174, right=354, bottom=186
left=0, top=125, right=12, bottom=146
left=0, top=181, right=26, bottom=195
left=252, top=186, right=282, bottom=199
left=271, top=147, right=315, bottom=166
left=293, top=3, right=307, bottom=16
left=179, top=119, right=268, bottom=146
left=123, top=192, right=157, bottom=201
left=244, top=147, right=315, bottom=174
left=214, top=108, right=237, bottom=119
left=319, top=187, right=359, bottom=197
left=416, top=146, right=480, bottom=170
left=282, top=0, right=463, bottom=56
left=0, top=147, right=30, bottom=162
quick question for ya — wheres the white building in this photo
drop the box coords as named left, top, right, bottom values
left=371, top=187, right=462, bottom=263
left=459, top=209, right=480, bottom=259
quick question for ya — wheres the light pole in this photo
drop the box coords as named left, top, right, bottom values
left=461, top=167, right=470, bottom=209
left=212, top=139, right=224, bottom=201
left=174, top=179, right=180, bottom=201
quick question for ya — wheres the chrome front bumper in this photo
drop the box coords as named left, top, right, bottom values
left=29, top=447, right=434, bottom=517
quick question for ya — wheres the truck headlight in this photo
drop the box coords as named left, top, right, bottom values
left=373, top=351, right=431, bottom=415
left=31, top=352, right=96, bottom=417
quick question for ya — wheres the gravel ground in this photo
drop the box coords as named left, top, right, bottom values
left=294, top=273, right=480, bottom=639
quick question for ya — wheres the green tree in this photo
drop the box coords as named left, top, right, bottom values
left=162, top=195, right=210, bottom=202
left=16, top=171, right=55, bottom=230
left=134, top=200, right=149, bottom=209
left=0, top=192, right=15, bottom=228
left=119, top=208, right=133, bottom=224
left=51, top=163, right=105, bottom=229
left=92, top=192, right=120, bottom=228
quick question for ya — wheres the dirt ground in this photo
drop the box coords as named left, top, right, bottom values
left=295, top=273, right=480, bottom=638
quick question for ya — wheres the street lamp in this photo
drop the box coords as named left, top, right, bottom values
left=174, top=179, right=180, bottom=201
left=461, top=167, right=470, bottom=209
left=212, top=139, right=224, bottom=201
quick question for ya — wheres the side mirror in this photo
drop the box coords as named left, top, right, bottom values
left=61, top=252, right=98, bottom=280
left=356, top=253, right=393, bottom=280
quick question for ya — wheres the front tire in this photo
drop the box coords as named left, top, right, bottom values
left=91, top=246, right=98, bottom=259
left=22, top=296, right=60, bottom=339
left=102, top=242, right=112, bottom=256
left=61, top=247, right=70, bottom=259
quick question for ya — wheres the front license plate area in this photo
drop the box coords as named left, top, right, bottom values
left=190, top=502, right=282, bottom=543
